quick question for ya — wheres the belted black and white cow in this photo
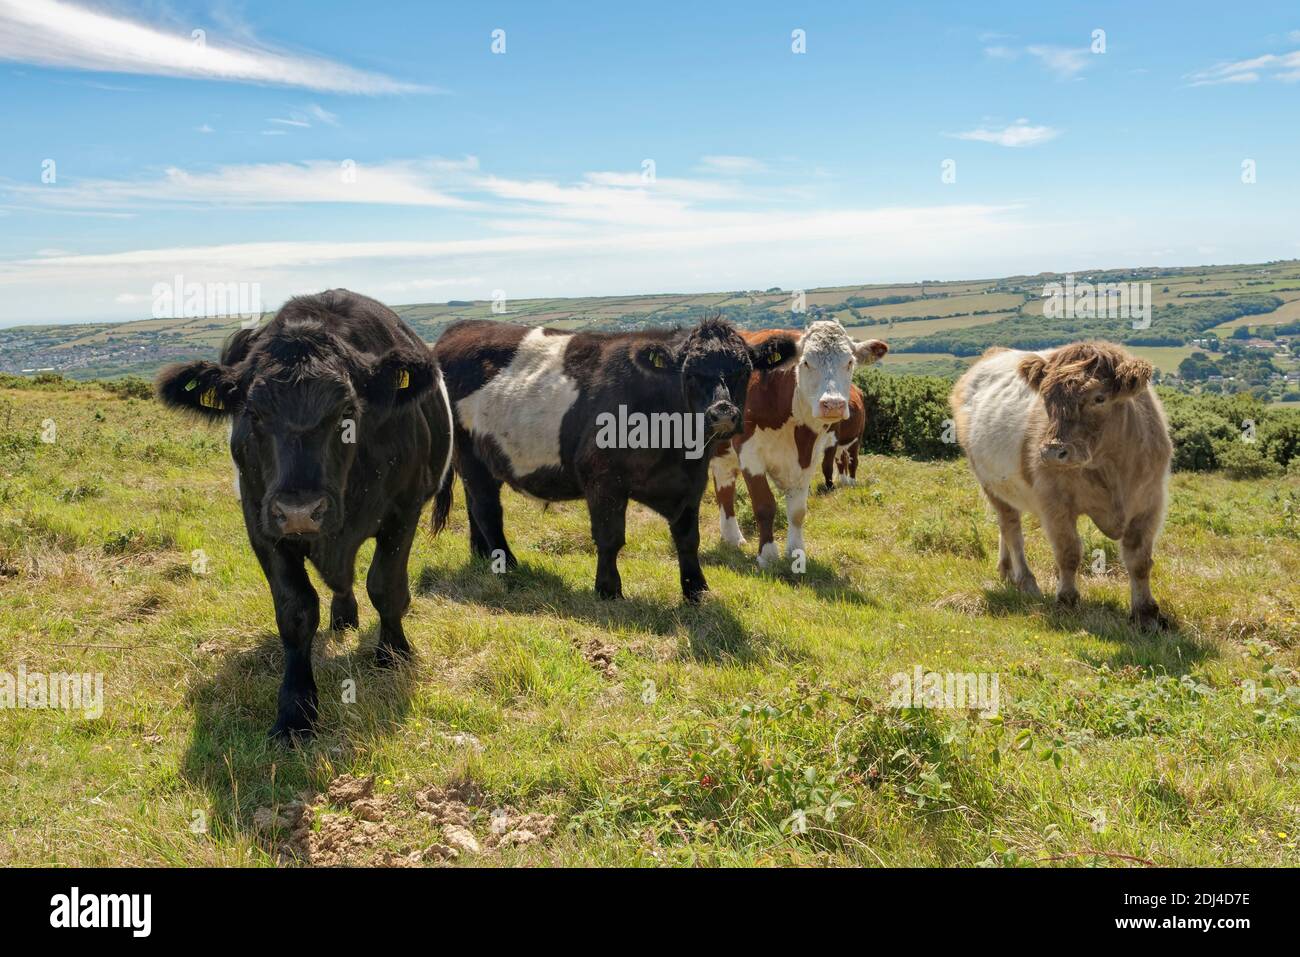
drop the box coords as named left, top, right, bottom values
left=156, top=289, right=453, bottom=740
left=433, top=317, right=799, bottom=602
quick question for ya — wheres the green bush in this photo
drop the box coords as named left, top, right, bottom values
left=856, top=369, right=960, bottom=460
left=1218, top=442, right=1282, bottom=480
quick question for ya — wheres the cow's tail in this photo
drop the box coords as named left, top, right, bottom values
left=431, top=362, right=456, bottom=536
left=432, top=463, right=454, bottom=535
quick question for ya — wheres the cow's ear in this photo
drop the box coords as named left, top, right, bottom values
left=155, top=360, right=240, bottom=420
left=634, top=343, right=678, bottom=373
left=748, top=334, right=798, bottom=373
left=1112, top=357, right=1153, bottom=400
left=363, top=348, right=437, bottom=406
left=853, top=338, right=888, bottom=365
left=1018, top=355, right=1048, bottom=392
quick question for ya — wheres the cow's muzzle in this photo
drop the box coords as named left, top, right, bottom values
left=817, top=395, right=848, bottom=421
left=1040, top=442, right=1087, bottom=466
left=271, top=495, right=328, bottom=537
left=705, top=401, right=741, bottom=438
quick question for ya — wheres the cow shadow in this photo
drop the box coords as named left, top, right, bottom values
left=982, top=583, right=1213, bottom=675
left=415, top=558, right=767, bottom=665
left=699, top=543, right=880, bottom=608
left=179, top=623, right=417, bottom=854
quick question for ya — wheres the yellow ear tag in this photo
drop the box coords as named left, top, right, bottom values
left=396, top=369, right=411, bottom=389
left=651, top=351, right=665, bottom=369
left=199, top=387, right=224, bottom=410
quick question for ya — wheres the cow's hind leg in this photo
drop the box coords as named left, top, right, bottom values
left=670, top=499, right=708, bottom=603
left=369, top=510, right=421, bottom=667
left=744, top=470, right=781, bottom=569
left=986, top=490, right=1039, bottom=596
left=321, top=557, right=358, bottom=633
left=587, top=487, right=627, bottom=599
left=459, top=448, right=517, bottom=569
left=711, top=451, right=746, bottom=546
left=1121, top=510, right=1168, bottom=631
left=821, top=446, right=836, bottom=491
left=843, top=444, right=858, bottom=485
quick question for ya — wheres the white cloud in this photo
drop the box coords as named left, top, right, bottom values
left=697, top=155, right=766, bottom=174
left=7, top=159, right=478, bottom=209
left=0, top=0, right=429, bottom=94
left=1187, top=49, right=1300, bottom=86
left=307, top=104, right=339, bottom=125
left=196, top=124, right=214, bottom=134
left=949, top=119, right=1059, bottom=148
left=982, top=46, right=1018, bottom=60
left=1026, top=45, right=1092, bottom=79
left=267, top=116, right=310, bottom=128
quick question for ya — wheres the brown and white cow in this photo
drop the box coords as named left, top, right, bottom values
left=949, top=341, right=1172, bottom=630
left=820, top=383, right=866, bottom=491
left=711, top=320, right=887, bottom=568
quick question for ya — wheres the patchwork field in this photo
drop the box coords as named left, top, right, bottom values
left=2, top=382, right=1298, bottom=866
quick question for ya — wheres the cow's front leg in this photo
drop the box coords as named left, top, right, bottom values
left=743, top=470, right=780, bottom=569
left=783, top=482, right=809, bottom=561
left=587, top=488, right=627, bottom=599
left=710, top=452, right=745, bottom=547
left=263, top=552, right=320, bottom=741
left=1121, top=510, right=1168, bottom=631
left=670, top=500, right=708, bottom=603
left=369, top=512, right=420, bottom=667
left=1040, top=507, right=1082, bottom=606
left=820, top=446, right=836, bottom=491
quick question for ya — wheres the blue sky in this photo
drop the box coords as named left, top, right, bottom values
left=2, top=0, right=1300, bottom=325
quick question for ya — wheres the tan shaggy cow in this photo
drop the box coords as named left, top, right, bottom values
left=950, top=341, right=1173, bottom=630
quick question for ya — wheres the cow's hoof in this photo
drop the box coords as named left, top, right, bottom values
left=682, top=580, right=709, bottom=604
left=1012, top=575, right=1041, bottom=597
left=1056, top=589, right=1079, bottom=608
left=329, top=598, right=359, bottom=632
left=595, top=584, right=623, bottom=601
left=376, top=641, right=413, bottom=669
left=756, top=543, right=780, bottom=570
left=1130, top=606, right=1169, bottom=632
left=269, top=718, right=315, bottom=745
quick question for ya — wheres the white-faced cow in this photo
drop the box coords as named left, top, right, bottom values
left=432, top=317, right=799, bottom=602
left=950, top=341, right=1172, bottom=630
left=711, top=321, right=887, bottom=568
left=156, top=289, right=454, bottom=740
left=820, top=382, right=866, bottom=491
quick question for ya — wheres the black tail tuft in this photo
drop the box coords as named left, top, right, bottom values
left=432, top=465, right=454, bottom=535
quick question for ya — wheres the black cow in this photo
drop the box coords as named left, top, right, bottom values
left=156, top=289, right=453, bottom=740
left=432, top=317, right=797, bottom=601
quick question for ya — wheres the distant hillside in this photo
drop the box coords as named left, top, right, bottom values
left=4, top=260, right=1300, bottom=388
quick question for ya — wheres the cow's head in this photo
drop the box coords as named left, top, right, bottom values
left=1018, top=341, right=1153, bottom=468
left=791, top=320, right=887, bottom=427
left=156, top=322, right=437, bottom=540
left=635, top=316, right=798, bottom=440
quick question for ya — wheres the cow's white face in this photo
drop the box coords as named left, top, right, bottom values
left=793, top=321, right=887, bottom=425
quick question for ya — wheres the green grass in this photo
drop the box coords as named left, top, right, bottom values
left=1, top=384, right=1298, bottom=867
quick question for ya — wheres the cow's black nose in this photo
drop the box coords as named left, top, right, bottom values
left=272, top=496, right=327, bottom=535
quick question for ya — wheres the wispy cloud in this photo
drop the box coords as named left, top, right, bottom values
left=1026, top=45, right=1091, bottom=79
left=697, top=155, right=767, bottom=174
left=1187, top=49, right=1300, bottom=86
left=6, top=159, right=479, bottom=209
left=948, top=119, right=1059, bottom=148
left=0, top=0, right=429, bottom=94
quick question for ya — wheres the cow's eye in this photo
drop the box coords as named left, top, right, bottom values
left=1093, top=394, right=1106, bottom=404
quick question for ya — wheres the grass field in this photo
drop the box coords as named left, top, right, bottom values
left=2, top=383, right=1299, bottom=867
